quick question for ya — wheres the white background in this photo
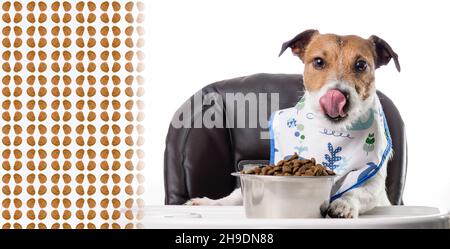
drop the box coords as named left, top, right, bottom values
left=146, top=0, right=450, bottom=212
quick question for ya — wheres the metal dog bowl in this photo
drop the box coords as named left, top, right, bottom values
left=232, top=173, right=336, bottom=218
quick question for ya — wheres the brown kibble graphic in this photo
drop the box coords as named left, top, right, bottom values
left=37, top=13, right=46, bottom=23
left=100, top=174, right=108, bottom=184
left=37, top=173, right=46, bottom=184
left=13, top=173, right=22, bottom=183
left=76, top=13, right=84, bottom=23
left=51, top=1, right=60, bottom=11
left=137, top=1, right=145, bottom=11
left=100, top=139, right=111, bottom=150
left=51, top=13, right=60, bottom=23
left=37, top=38, right=46, bottom=48
left=0, top=0, right=147, bottom=226
left=63, top=211, right=71, bottom=220
left=137, top=13, right=145, bottom=23
left=13, top=185, right=22, bottom=195
left=87, top=211, right=96, bottom=221
left=100, top=13, right=109, bottom=23
left=100, top=124, right=109, bottom=134
left=100, top=26, right=109, bottom=36
left=87, top=149, right=96, bottom=159
left=62, top=198, right=71, bottom=209
left=125, top=136, right=136, bottom=146
left=62, top=1, right=71, bottom=11
left=111, top=1, right=120, bottom=11
left=125, top=100, right=134, bottom=110
left=27, top=199, right=35, bottom=209
left=112, top=26, right=120, bottom=36
left=2, top=14, right=11, bottom=23
left=27, top=13, right=36, bottom=23
left=76, top=185, right=84, bottom=195
left=100, top=198, right=108, bottom=208
left=111, top=161, right=120, bottom=171
left=51, top=210, right=60, bottom=220
left=2, top=2, right=11, bottom=11
left=51, top=185, right=60, bottom=195
left=51, top=161, right=60, bottom=170
left=74, top=174, right=84, bottom=184
left=13, top=210, right=22, bottom=220
left=37, top=186, right=46, bottom=195
left=125, top=2, right=134, bottom=11
left=125, top=51, right=133, bottom=61
left=125, top=149, right=133, bottom=159
left=2, top=174, right=11, bottom=184
left=124, top=124, right=134, bottom=135
left=100, top=186, right=109, bottom=195
left=87, top=174, right=96, bottom=184
left=100, top=210, right=109, bottom=220
left=125, top=199, right=133, bottom=209
left=125, top=210, right=134, bottom=220
left=2, top=210, right=11, bottom=220
left=125, top=87, right=134, bottom=97
left=111, top=136, right=120, bottom=146
left=75, top=1, right=84, bottom=11
left=75, top=161, right=84, bottom=171
left=100, top=1, right=109, bottom=10
left=125, top=13, right=134, bottom=23
left=125, top=186, right=133, bottom=195
left=62, top=174, right=71, bottom=184
left=107, top=125, right=119, bottom=135
left=27, top=174, right=36, bottom=184
left=125, top=174, right=134, bottom=184
left=111, top=87, right=120, bottom=97
left=37, top=210, right=47, bottom=220
left=137, top=161, right=145, bottom=170
left=87, top=13, right=96, bottom=23
left=76, top=198, right=84, bottom=208
left=86, top=1, right=96, bottom=11
left=51, top=174, right=60, bottom=184
left=37, top=198, right=46, bottom=209
left=124, top=26, right=133, bottom=36
left=51, top=198, right=61, bottom=208
left=87, top=198, right=95, bottom=208
left=75, top=100, right=84, bottom=110
left=13, top=13, right=23, bottom=23
left=137, top=26, right=145, bottom=36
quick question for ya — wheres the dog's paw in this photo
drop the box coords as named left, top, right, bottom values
left=184, top=197, right=217, bottom=206
left=327, top=198, right=359, bottom=218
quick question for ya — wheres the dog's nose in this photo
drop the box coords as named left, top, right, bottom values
left=319, top=89, right=348, bottom=118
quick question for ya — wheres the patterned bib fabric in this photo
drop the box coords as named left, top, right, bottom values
left=269, top=96, right=392, bottom=201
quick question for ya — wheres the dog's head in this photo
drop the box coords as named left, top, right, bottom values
left=279, top=30, right=400, bottom=127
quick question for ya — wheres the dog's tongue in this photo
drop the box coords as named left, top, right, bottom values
left=319, top=89, right=347, bottom=118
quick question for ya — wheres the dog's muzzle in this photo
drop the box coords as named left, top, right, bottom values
left=319, top=89, right=350, bottom=121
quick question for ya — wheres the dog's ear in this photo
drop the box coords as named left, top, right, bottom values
left=369, top=35, right=401, bottom=72
left=278, top=29, right=318, bottom=61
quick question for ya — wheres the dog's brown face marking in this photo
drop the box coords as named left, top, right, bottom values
left=302, top=34, right=376, bottom=100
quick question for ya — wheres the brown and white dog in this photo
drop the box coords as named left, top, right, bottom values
left=186, top=30, right=400, bottom=218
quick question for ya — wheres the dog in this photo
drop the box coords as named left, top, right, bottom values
left=186, top=30, right=400, bottom=218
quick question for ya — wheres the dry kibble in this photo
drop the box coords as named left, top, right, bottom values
left=240, top=153, right=335, bottom=177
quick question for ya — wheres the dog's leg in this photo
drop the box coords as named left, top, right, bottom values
left=326, top=165, right=390, bottom=218
left=185, top=188, right=243, bottom=206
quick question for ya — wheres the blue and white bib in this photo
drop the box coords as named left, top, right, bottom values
left=269, top=96, right=392, bottom=201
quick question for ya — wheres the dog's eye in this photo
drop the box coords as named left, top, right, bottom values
left=313, top=57, right=325, bottom=70
left=355, top=59, right=367, bottom=72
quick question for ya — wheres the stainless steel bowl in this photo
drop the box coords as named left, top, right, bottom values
left=232, top=173, right=336, bottom=218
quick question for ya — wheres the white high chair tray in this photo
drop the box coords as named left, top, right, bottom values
left=143, top=205, right=449, bottom=229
